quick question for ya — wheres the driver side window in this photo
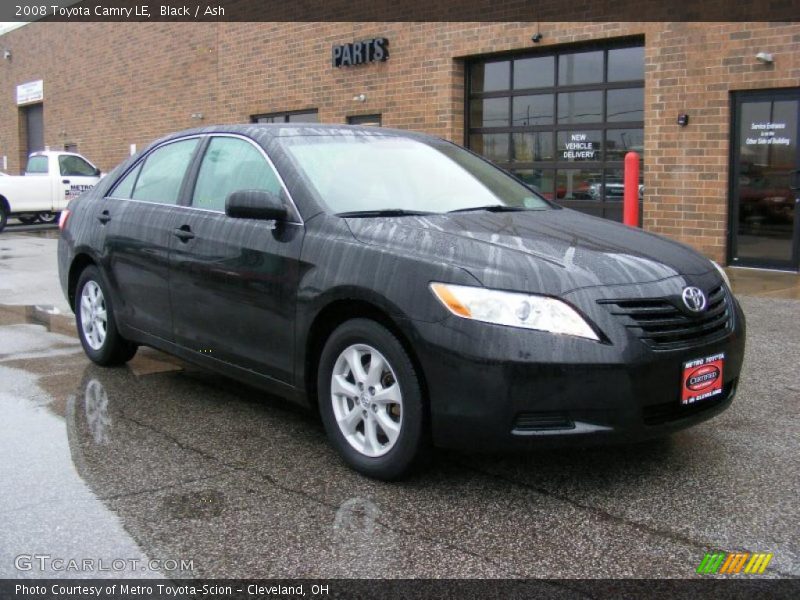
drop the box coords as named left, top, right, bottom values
left=191, top=137, right=282, bottom=212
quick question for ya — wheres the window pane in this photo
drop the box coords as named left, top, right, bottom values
left=512, top=132, right=554, bottom=162
left=471, top=61, right=510, bottom=92
left=557, top=91, right=603, bottom=123
left=512, top=169, right=555, bottom=200
left=558, top=51, right=603, bottom=85
left=470, top=97, right=509, bottom=127
left=26, top=156, right=48, bottom=174
left=59, top=155, right=96, bottom=177
left=556, top=168, right=603, bottom=200
left=347, top=114, right=382, bottom=126
left=468, top=133, right=509, bottom=163
left=110, top=163, right=142, bottom=199
left=607, top=88, right=644, bottom=122
left=608, top=47, right=645, bottom=82
left=606, top=129, right=644, bottom=161
left=514, top=56, right=555, bottom=89
left=512, top=94, right=553, bottom=126
left=132, top=139, right=199, bottom=205
left=605, top=168, right=643, bottom=201
left=557, top=130, right=602, bottom=162
left=288, top=111, right=318, bottom=123
left=192, top=138, right=281, bottom=212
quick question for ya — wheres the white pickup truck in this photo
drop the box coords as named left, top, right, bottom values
left=0, top=151, right=103, bottom=233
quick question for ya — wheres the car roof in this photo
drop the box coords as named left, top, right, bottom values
left=147, top=123, right=438, bottom=151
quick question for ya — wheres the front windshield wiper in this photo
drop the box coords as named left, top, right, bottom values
left=335, top=209, right=435, bottom=218
left=447, top=205, right=532, bottom=214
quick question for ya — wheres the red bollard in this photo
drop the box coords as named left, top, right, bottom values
left=623, top=151, right=640, bottom=227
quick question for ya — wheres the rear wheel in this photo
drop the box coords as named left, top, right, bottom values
left=75, top=265, right=137, bottom=366
left=37, top=211, right=59, bottom=224
left=0, top=203, right=7, bottom=233
left=18, top=215, right=38, bottom=225
left=318, top=319, right=426, bottom=480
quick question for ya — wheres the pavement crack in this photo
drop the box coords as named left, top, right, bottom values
left=446, top=459, right=796, bottom=578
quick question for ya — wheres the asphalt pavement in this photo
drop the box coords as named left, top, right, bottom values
left=0, top=229, right=798, bottom=579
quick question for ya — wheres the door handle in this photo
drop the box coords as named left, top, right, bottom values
left=173, top=225, right=195, bottom=242
left=62, top=179, right=71, bottom=185
left=97, top=210, right=111, bottom=224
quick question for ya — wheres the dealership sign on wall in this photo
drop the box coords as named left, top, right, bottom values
left=16, top=80, right=43, bottom=105
left=333, top=38, right=389, bottom=68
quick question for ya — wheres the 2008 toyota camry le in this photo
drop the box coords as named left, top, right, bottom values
left=58, top=124, right=746, bottom=479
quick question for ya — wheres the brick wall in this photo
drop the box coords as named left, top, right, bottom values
left=1, top=21, right=799, bottom=262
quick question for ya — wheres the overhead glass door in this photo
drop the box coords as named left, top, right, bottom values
left=730, top=89, right=800, bottom=270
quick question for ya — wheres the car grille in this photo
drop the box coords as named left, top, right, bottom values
left=597, top=285, right=731, bottom=350
left=642, top=380, right=736, bottom=425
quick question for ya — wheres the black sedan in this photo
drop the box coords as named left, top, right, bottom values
left=58, top=125, right=745, bottom=479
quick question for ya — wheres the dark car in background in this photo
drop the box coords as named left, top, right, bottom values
left=58, top=125, right=745, bottom=479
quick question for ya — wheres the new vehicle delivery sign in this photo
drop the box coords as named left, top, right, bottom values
left=681, top=353, right=724, bottom=405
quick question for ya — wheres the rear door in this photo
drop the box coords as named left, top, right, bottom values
left=169, top=135, right=304, bottom=384
left=101, top=137, right=201, bottom=340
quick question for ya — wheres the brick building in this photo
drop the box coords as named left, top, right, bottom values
left=0, top=20, right=798, bottom=269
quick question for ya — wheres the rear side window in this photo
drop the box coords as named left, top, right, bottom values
left=26, top=155, right=48, bottom=174
left=191, top=137, right=282, bottom=212
left=59, top=155, right=97, bottom=177
left=131, top=139, right=199, bottom=205
left=109, top=163, right=142, bottom=199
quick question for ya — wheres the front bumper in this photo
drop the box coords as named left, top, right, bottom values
left=409, top=280, right=746, bottom=451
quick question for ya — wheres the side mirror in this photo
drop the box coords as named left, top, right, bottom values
left=225, top=190, right=288, bottom=221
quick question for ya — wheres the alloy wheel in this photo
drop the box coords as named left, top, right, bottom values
left=330, top=344, right=403, bottom=458
left=80, top=281, right=108, bottom=350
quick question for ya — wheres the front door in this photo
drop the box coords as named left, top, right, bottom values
left=729, top=89, right=800, bottom=270
left=169, top=135, right=304, bottom=385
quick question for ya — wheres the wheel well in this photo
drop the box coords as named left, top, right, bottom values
left=0, top=194, right=9, bottom=214
left=67, top=254, right=96, bottom=310
left=304, top=299, right=429, bottom=414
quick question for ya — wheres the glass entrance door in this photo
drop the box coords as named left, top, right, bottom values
left=730, top=89, right=800, bottom=270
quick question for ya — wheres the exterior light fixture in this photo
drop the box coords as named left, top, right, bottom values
left=353, top=93, right=367, bottom=102
left=3, top=49, right=11, bottom=61
left=755, top=52, right=774, bottom=63
left=191, top=112, right=204, bottom=120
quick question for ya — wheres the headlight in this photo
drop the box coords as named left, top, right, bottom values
left=429, top=282, right=599, bottom=341
left=711, top=261, right=731, bottom=289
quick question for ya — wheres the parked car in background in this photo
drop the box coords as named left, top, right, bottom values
left=0, top=151, right=102, bottom=232
left=58, top=125, right=745, bottom=480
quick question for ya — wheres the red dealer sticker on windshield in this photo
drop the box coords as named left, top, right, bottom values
left=681, top=353, right=724, bottom=405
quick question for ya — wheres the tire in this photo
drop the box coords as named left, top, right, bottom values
left=0, top=203, right=7, bottom=233
left=37, top=211, right=59, bottom=224
left=75, top=265, right=138, bottom=366
left=318, top=318, right=427, bottom=480
left=18, top=215, right=38, bottom=225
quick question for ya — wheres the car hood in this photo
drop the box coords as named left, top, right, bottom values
left=345, top=208, right=715, bottom=296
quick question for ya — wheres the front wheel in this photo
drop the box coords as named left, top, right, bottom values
left=0, top=203, right=7, bottom=233
left=318, top=319, right=427, bottom=480
left=75, top=266, right=137, bottom=366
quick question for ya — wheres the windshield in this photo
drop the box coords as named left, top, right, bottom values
left=278, top=135, right=550, bottom=214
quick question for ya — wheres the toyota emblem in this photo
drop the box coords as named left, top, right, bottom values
left=682, top=287, right=707, bottom=312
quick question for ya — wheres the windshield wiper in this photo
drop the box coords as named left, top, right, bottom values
left=336, top=209, right=435, bottom=218
left=447, top=205, right=531, bottom=214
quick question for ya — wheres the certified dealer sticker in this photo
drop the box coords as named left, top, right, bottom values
left=681, top=353, right=724, bottom=405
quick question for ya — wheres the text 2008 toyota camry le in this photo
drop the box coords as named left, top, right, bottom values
left=58, top=125, right=745, bottom=479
